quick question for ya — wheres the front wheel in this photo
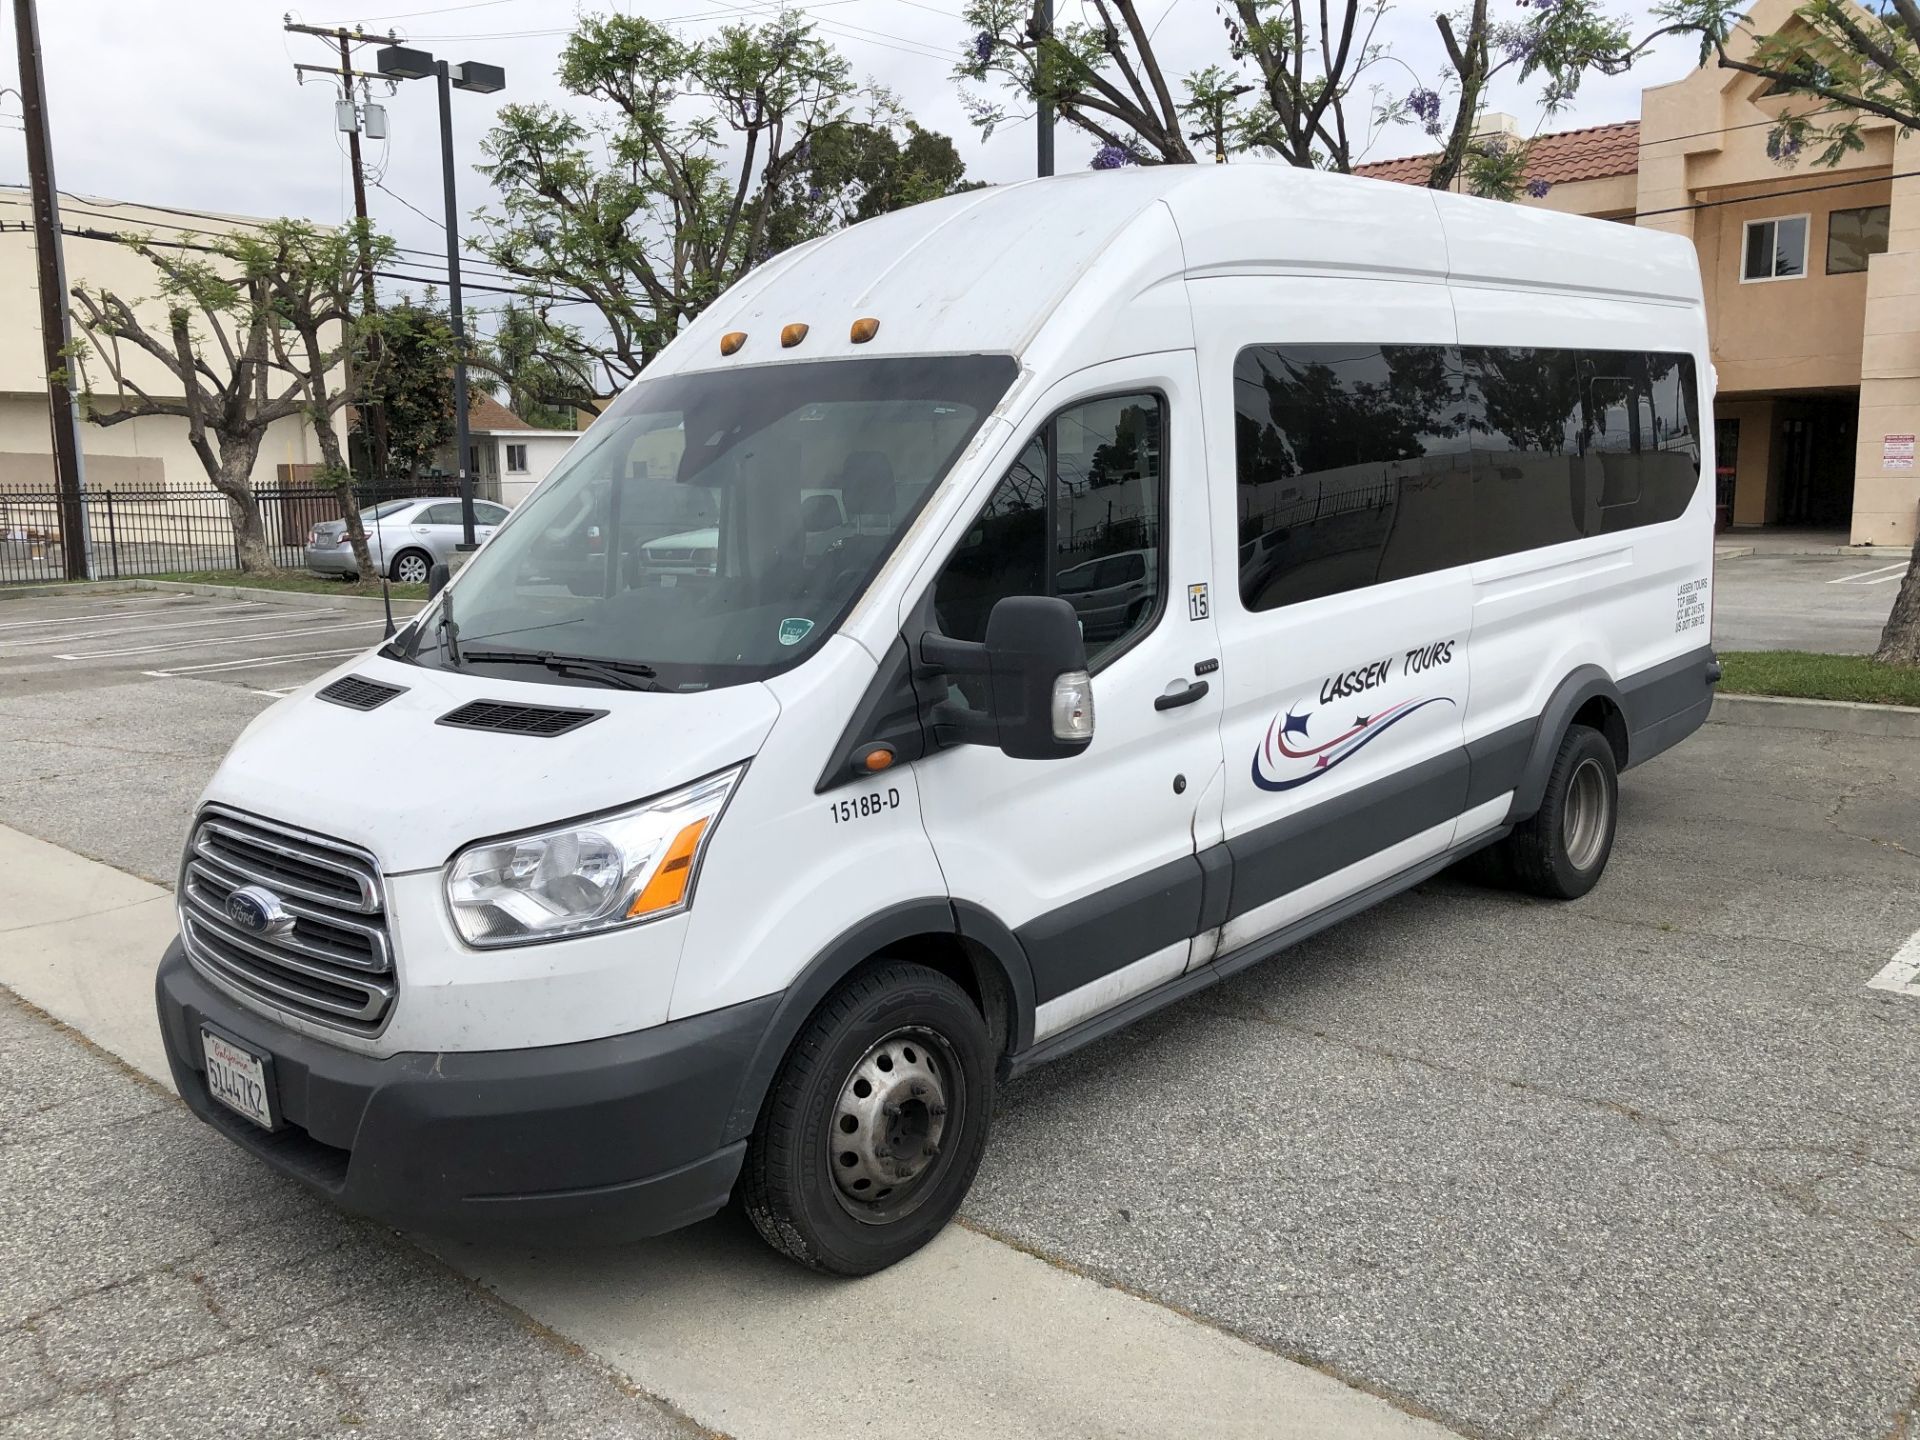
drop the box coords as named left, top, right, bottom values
left=742, top=962, right=994, bottom=1276
left=1502, top=724, right=1618, bottom=899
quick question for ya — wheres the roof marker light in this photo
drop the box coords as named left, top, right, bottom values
left=781, top=323, right=809, bottom=348
left=720, top=331, right=747, bottom=356
left=850, top=317, right=880, bottom=344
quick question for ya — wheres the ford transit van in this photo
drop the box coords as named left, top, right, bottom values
left=156, top=165, right=1719, bottom=1275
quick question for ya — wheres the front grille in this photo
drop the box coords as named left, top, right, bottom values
left=179, top=808, right=395, bottom=1034
left=317, top=675, right=407, bottom=711
left=438, top=699, right=603, bottom=738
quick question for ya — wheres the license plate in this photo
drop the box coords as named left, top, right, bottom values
left=201, top=1026, right=277, bottom=1130
left=658, top=573, right=677, bottom=588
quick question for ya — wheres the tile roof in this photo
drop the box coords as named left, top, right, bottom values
left=1353, top=120, right=1641, bottom=189
left=467, top=391, right=530, bottom=431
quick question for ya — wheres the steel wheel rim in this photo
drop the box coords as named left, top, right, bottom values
left=827, top=1025, right=959, bottom=1225
left=395, top=554, right=428, bottom=585
left=1562, top=756, right=1610, bottom=872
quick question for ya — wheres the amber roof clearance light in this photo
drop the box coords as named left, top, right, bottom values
left=720, top=331, right=747, bottom=356
left=850, top=317, right=880, bottom=344
left=781, top=323, right=810, bottom=348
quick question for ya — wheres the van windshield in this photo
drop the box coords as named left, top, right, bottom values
left=407, top=355, right=1015, bottom=691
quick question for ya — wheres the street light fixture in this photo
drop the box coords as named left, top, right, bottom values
left=376, top=43, right=505, bottom=553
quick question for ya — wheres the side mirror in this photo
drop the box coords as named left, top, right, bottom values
left=427, top=561, right=451, bottom=599
left=918, top=595, right=1093, bottom=760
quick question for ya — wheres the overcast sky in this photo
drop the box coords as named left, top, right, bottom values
left=4, top=0, right=1704, bottom=339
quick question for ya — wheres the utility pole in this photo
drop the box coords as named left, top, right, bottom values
left=13, top=0, right=89, bottom=580
left=286, top=20, right=396, bottom=489
left=1035, top=0, right=1055, bottom=177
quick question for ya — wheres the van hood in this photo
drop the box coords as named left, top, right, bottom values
left=201, top=653, right=780, bottom=873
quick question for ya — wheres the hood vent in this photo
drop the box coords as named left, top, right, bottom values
left=438, top=699, right=605, bottom=738
left=317, top=675, right=408, bottom=711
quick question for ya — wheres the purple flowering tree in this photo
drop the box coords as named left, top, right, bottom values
left=956, top=0, right=1654, bottom=187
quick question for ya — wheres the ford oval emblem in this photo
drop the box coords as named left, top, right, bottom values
left=224, top=885, right=293, bottom=936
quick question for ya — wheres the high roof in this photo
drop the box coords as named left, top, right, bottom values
left=1353, top=120, right=1641, bottom=189
left=647, top=162, right=1697, bottom=385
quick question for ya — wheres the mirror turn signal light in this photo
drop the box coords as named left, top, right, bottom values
left=720, top=331, right=747, bottom=356
left=628, top=817, right=711, bottom=917
left=781, top=323, right=809, bottom=348
left=861, top=744, right=896, bottom=773
left=850, top=317, right=880, bottom=344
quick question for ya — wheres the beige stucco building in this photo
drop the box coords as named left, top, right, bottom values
left=0, top=190, right=337, bottom=505
left=1357, top=0, right=1919, bottom=546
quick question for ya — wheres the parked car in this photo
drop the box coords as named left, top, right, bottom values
left=1056, top=548, right=1154, bottom=641
left=306, top=498, right=511, bottom=584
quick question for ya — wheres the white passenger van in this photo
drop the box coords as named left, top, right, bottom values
left=156, top=165, right=1718, bottom=1275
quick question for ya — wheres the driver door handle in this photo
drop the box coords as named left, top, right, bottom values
left=1154, top=679, right=1209, bottom=711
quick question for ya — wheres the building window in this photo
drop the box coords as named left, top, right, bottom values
left=1827, top=205, right=1890, bottom=274
left=1742, top=215, right=1809, bottom=282
left=505, top=443, right=529, bottom=473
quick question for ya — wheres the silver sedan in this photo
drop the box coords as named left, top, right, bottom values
left=306, top=497, right=510, bottom=584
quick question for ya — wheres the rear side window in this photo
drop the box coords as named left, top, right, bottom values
left=1234, top=344, right=1699, bottom=610
left=934, top=392, right=1164, bottom=672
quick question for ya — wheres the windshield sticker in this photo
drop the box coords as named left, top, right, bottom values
left=778, top=617, right=815, bottom=647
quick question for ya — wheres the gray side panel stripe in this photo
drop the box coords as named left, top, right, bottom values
left=1224, top=748, right=1468, bottom=921
left=1465, top=721, right=1533, bottom=809
left=1016, top=855, right=1203, bottom=1006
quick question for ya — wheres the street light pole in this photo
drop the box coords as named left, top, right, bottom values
left=375, top=44, right=504, bottom=555
left=1036, top=0, right=1055, bottom=178
left=434, top=59, right=475, bottom=552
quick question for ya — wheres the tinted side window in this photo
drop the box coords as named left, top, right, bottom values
left=1233, top=345, right=1471, bottom=611
left=419, top=503, right=464, bottom=526
left=933, top=393, right=1164, bottom=672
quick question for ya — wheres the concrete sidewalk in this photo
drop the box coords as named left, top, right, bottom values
left=0, top=823, right=1463, bottom=1440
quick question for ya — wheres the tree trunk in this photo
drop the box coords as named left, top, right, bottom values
left=1872, top=544, right=1920, bottom=665
left=214, top=437, right=273, bottom=574
left=313, top=418, right=374, bottom=582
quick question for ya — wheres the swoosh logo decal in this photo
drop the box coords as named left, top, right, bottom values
left=1252, top=696, right=1456, bottom=792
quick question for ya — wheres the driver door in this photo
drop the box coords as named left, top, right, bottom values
left=905, top=354, right=1225, bottom=1045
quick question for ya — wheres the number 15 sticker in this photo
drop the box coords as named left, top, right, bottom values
left=1187, top=583, right=1209, bottom=621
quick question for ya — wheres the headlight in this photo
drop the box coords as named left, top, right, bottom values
left=444, top=766, right=741, bottom=948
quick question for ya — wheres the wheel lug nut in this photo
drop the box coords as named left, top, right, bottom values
left=910, top=1082, right=927, bottom=1098
left=929, top=1103, right=948, bottom=1119
left=881, top=1101, right=902, bottom=1120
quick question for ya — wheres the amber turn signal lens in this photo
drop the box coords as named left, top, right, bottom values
left=862, top=746, right=895, bottom=773
left=850, top=317, right=880, bottom=344
left=780, top=323, right=809, bottom=348
left=720, top=331, right=747, bottom=356
left=628, top=817, right=711, bottom=917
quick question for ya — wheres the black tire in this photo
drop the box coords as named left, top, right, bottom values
left=742, top=961, right=994, bottom=1276
left=1502, top=724, right=1618, bottom=900
left=389, top=549, right=432, bottom=586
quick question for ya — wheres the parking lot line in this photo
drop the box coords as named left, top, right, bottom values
left=54, top=618, right=382, bottom=660
left=2, top=604, right=287, bottom=647
left=1827, top=561, right=1910, bottom=585
left=0, top=596, right=194, bottom=630
left=1867, top=929, right=1920, bottom=997
left=142, top=645, right=369, bottom=676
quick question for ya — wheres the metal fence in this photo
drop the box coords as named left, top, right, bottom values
left=0, top=480, right=465, bottom=586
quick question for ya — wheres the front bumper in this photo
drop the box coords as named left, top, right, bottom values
left=156, top=938, right=779, bottom=1243
left=305, top=545, right=358, bottom=576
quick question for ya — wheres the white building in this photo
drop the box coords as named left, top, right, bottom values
left=449, top=393, right=579, bottom=507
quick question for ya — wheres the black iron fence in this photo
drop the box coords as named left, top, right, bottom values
left=0, top=480, right=463, bottom=586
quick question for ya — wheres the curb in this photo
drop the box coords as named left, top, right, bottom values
left=1713, top=545, right=1755, bottom=560
left=0, top=576, right=423, bottom=615
left=1708, top=691, right=1920, bottom=738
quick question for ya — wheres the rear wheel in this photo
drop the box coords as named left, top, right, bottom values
left=742, top=962, right=993, bottom=1276
left=1502, top=724, right=1618, bottom=899
left=390, top=549, right=431, bottom=586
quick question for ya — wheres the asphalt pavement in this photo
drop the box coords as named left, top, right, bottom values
left=1709, top=550, right=1906, bottom=653
left=1, top=584, right=1918, bottom=1438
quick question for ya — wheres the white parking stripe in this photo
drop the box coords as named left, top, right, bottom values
left=1867, top=930, right=1920, bottom=998
left=1828, top=562, right=1910, bottom=585
left=3, top=605, right=287, bottom=647
left=0, top=597, right=193, bottom=630
left=142, top=645, right=368, bottom=676
left=54, top=619, right=381, bottom=660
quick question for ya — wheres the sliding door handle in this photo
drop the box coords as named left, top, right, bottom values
left=1154, top=679, right=1210, bottom=711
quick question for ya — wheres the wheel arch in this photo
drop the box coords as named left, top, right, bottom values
left=719, top=898, right=1036, bottom=1144
left=389, top=546, right=433, bottom=580
left=1505, top=665, right=1626, bottom=825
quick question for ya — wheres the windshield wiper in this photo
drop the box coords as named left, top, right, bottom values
left=460, top=648, right=664, bottom=692
left=435, top=589, right=464, bottom=669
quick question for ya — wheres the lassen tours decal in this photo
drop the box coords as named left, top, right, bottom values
left=1252, top=639, right=1460, bottom=792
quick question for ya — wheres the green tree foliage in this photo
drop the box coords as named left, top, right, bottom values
left=957, top=0, right=1648, bottom=191
left=65, top=220, right=391, bottom=574
left=762, top=111, right=981, bottom=252
left=476, top=9, right=854, bottom=414
left=477, top=303, right=590, bottom=429
left=365, top=295, right=460, bottom=483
